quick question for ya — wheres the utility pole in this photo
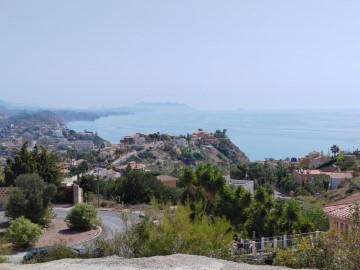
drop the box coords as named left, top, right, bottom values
left=95, top=169, right=100, bottom=207
left=97, top=174, right=100, bottom=207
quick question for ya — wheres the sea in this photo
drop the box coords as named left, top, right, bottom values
left=68, top=109, right=360, bottom=161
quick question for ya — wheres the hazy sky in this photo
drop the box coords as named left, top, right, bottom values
left=1, top=1, right=360, bottom=110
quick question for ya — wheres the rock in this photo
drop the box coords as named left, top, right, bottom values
left=0, top=254, right=312, bottom=270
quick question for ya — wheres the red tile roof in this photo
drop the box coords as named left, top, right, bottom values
left=326, top=192, right=360, bottom=206
left=324, top=192, right=360, bottom=220
left=324, top=204, right=354, bottom=220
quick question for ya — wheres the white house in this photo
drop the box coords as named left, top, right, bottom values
left=225, top=175, right=254, bottom=194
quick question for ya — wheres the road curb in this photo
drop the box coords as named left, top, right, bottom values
left=70, top=225, right=103, bottom=247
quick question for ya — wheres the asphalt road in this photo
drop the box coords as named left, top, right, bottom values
left=1, top=208, right=140, bottom=264
left=54, top=208, right=140, bottom=241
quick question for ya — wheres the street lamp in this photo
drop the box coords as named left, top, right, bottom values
left=115, top=196, right=121, bottom=204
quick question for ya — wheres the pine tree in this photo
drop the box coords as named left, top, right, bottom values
left=4, top=143, right=62, bottom=186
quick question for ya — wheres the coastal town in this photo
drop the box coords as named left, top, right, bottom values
left=1, top=110, right=360, bottom=269
left=1, top=113, right=356, bottom=194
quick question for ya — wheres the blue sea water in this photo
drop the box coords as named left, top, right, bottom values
left=68, top=109, right=360, bottom=161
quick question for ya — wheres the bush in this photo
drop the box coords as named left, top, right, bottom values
left=88, top=201, right=234, bottom=260
left=274, top=236, right=326, bottom=269
left=5, top=217, right=42, bottom=248
left=132, top=201, right=232, bottom=259
left=100, top=201, right=107, bottom=207
left=24, top=245, right=80, bottom=264
left=5, top=173, right=56, bottom=225
left=65, top=203, right=100, bottom=231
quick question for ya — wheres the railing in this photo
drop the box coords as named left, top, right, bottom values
left=230, top=231, right=322, bottom=256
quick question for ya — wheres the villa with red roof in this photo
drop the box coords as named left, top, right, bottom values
left=293, top=169, right=353, bottom=189
left=324, top=192, right=360, bottom=232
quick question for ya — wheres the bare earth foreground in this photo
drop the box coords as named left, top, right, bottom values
left=0, top=254, right=313, bottom=270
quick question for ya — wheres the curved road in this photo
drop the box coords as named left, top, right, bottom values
left=2, top=207, right=140, bottom=264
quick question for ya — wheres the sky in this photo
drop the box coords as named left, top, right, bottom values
left=1, top=1, right=360, bottom=110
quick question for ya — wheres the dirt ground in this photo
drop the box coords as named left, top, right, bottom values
left=0, top=254, right=314, bottom=270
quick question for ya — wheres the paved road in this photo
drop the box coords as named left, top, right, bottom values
left=54, top=208, right=140, bottom=241
left=1, top=208, right=140, bottom=264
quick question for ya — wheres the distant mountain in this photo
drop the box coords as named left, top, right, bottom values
left=0, top=110, right=66, bottom=129
left=0, top=100, right=193, bottom=122
left=0, top=99, right=11, bottom=108
left=0, top=100, right=18, bottom=116
left=55, top=110, right=132, bottom=122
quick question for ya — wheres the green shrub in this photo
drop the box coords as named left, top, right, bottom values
left=100, top=201, right=107, bottom=207
left=5, top=217, right=42, bottom=248
left=65, top=203, right=100, bottom=231
left=39, top=205, right=56, bottom=228
left=5, top=174, right=56, bottom=225
left=136, top=201, right=231, bottom=259
left=274, top=236, right=326, bottom=269
left=89, top=201, right=234, bottom=260
left=85, top=192, right=95, bottom=202
left=25, top=246, right=79, bottom=264
left=138, top=151, right=156, bottom=159
left=193, top=152, right=205, bottom=160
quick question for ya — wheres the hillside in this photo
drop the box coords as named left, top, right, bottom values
left=123, top=130, right=249, bottom=175
left=0, top=111, right=66, bottom=129
left=296, top=175, right=360, bottom=208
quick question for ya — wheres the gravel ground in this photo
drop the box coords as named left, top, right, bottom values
left=35, top=219, right=100, bottom=247
left=0, top=254, right=314, bottom=270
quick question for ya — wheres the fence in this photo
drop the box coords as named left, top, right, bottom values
left=230, top=231, right=322, bottom=256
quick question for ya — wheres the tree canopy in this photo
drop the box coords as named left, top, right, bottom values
left=5, top=173, right=57, bottom=225
left=4, top=143, right=62, bottom=186
left=179, top=164, right=328, bottom=238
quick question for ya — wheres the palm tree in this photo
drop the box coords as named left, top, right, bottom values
left=330, top=145, right=340, bottom=157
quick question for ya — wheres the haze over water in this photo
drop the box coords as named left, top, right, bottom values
left=68, top=109, right=360, bottom=161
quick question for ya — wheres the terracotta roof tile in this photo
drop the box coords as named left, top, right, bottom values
left=326, top=192, right=360, bottom=206
left=324, top=192, right=360, bottom=220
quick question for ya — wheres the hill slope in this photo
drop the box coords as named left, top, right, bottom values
left=123, top=130, right=249, bottom=175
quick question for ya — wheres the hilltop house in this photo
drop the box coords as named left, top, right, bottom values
left=99, top=147, right=115, bottom=160
left=120, top=134, right=146, bottom=145
left=117, top=161, right=146, bottom=172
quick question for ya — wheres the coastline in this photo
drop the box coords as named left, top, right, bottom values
left=67, top=110, right=360, bottom=161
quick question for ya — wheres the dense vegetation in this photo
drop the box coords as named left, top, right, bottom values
left=102, top=171, right=180, bottom=204
left=213, top=129, right=249, bottom=164
left=65, top=203, right=100, bottom=231
left=91, top=201, right=233, bottom=260
left=4, top=143, right=62, bottom=186
left=180, top=163, right=328, bottom=238
left=5, top=173, right=57, bottom=225
left=274, top=205, right=360, bottom=269
left=5, top=217, right=42, bottom=248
